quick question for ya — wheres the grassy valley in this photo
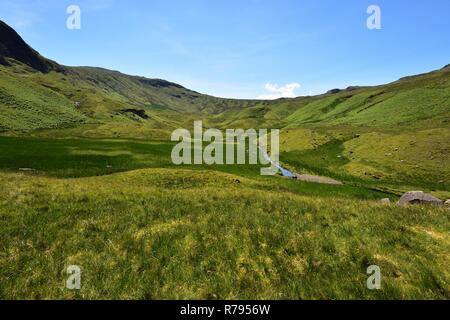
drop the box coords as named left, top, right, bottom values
left=0, top=20, right=449, bottom=299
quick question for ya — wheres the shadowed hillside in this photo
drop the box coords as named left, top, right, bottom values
left=0, top=21, right=60, bottom=73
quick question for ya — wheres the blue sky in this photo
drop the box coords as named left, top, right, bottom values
left=1, top=0, right=449, bottom=98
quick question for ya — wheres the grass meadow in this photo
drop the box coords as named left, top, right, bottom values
left=0, top=136, right=448, bottom=299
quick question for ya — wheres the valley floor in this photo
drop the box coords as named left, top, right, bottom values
left=0, top=136, right=448, bottom=299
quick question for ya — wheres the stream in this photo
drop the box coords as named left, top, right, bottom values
left=258, top=146, right=296, bottom=178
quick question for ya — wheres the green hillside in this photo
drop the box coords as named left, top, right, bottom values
left=285, top=67, right=450, bottom=128
left=1, top=19, right=449, bottom=136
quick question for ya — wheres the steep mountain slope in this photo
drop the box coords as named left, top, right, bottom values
left=0, top=20, right=262, bottom=134
left=0, top=21, right=60, bottom=73
left=0, top=67, right=87, bottom=132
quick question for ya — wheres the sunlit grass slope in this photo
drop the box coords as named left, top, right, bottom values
left=0, top=168, right=448, bottom=299
left=285, top=66, right=450, bottom=128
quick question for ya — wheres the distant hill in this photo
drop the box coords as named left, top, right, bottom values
left=0, top=20, right=449, bottom=136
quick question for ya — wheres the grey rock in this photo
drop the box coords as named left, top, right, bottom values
left=397, top=191, right=443, bottom=206
left=445, top=199, right=450, bottom=206
left=380, top=198, right=391, bottom=204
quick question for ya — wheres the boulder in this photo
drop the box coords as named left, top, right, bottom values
left=380, top=198, right=390, bottom=204
left=445, top=199, right=450, bottom=206
left=397, top=191, right=443, bottom=206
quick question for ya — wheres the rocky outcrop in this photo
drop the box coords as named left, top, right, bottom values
left=397, top=191, right=443, bottom=206
left=327, top=88, right=341, bottom=94
left=120, top=109, right=149, bottom=120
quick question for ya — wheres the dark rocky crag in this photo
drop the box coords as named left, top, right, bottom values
left=0, top=20, right=62, bottom=73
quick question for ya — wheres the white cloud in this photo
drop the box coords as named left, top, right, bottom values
left=257, top=82, right=301, bottom=100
